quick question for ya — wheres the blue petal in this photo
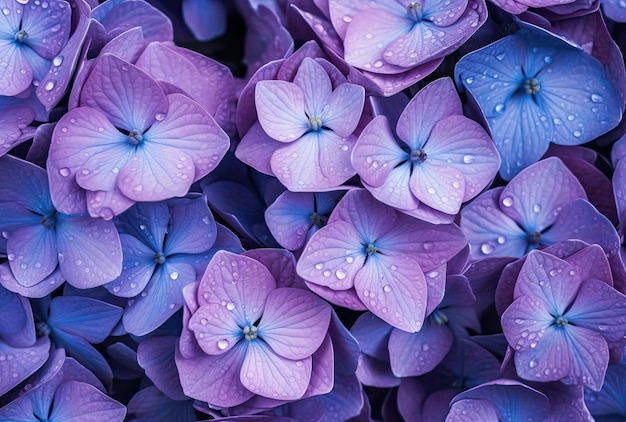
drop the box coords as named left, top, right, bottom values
left=48, top=296, right=122, bottom=343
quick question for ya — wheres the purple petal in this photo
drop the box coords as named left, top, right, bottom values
left=49, top=296, right=122, bottom=343
left=410, top=160, right=465, bottom=215
left=0, top=146, right=52, bottom=214
left=242, top=340, right=312, bottom=400
left=0, top=42, right=33, bottom=96
left=182, top=0, right=227, bottom=41
left=80, top=54, right=168, bottom=130
left=396, top=77, right=463, bottom=147
left=296, top=221, right=365, bottom=290
left=270, top=131, right=356, bottom=191
left=293, top=58, right=332, bottom=117
left=0, top=263, right=63, bottom=298
left=255, top=80, right=307, bottom=142
left=7, top=224, right=57, bottom=287
left=322, top=83, right=364, bottom=138
left=49, top=380, right=126, bottom=421
left=56, top=214, right=122, bottom=289
left=265, top=191, right=315, bottom=250
left=127, top=386, right=195, bottom=422
left=21, top=0, right=70, bottom=59
left=354, top=252, right=427, bottom=333
left=389, top=318, right=453, bottom=377
left=460, top=187, right=528, bottom=259
left=0, top=284, right=35, bottom=347
left=352, top=115, right=409, bottom=188
left=103, top=234, right=155, bottom=298
left=500, top=157, right=586, bottom=232
left=200, top=251, right=276, bottom=325
left=259, top=287, right=331, bottom=360
left=0, top=337, right=49, bottom=396
left=189, top=303, right=242, bottom=356
left=355, top=353, right=399, bottom=388
left=303, top=282, right=367, bottom=310
left=164, top=197, right=216, bottom=255
left=501, top=295, right=554, bottom=353
left=447, top=397, right=499, bottom=421
left=236, top=122, right=281, bottom=175
left=137, top=337, right=187, bottom=401
left=176, top=341, right=252, bottom=407
left=92, top=0, right=173, bottom=43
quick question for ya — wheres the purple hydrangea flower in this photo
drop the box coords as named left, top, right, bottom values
left=297, top=188, right=466, bottom=332
left=47, top=53, right=230, bottom=219
left=237, top=56, right=364, bottom=191
left=106, top=196, right=240, bottom=336
left=501, top=250, right=626, bottom=390
left=0, top=155, right=122, bottom=296
left=352, top=77, right=499, bottom=223
left=265, top=190, right=344, bottom=251
left=455, top=26, right=622, bottom=179
left=0, top=349, right=126, bottom=421
left=176, top=250, right=332, bottom=407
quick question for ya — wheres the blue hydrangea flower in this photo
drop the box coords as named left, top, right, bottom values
left=455, top=26, right=622, bottom=180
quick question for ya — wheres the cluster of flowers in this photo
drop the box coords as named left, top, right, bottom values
left=1, top=0, right=626, bottom=420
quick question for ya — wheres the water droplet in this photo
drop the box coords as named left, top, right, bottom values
left=481, top=243, right=494, bottom=255
left=155, top=113, right=166, bottom=121
left=591, top=94, right=603, bottom=103
left=514, top=318, right=524, bottom=324
left=573, top=130, right=582, bottom=138
left=345, top=256, right=353, bottom=264
left=427, top=187, right=436, bottom=194
left=44, top=80, right=55, bottom=91
left=323, top=270, right=331, bottom=277
left=529, top=359, right=537, bottom=368
left=598, top=324, right=608, bottom=331
left=494, top=103, right=505, bottom=114
left=16, top=0, right=28, bottom=4
left=139, top=224, right=146, bottom=230
left=58, top=167, right=70, bottom=177
left=226, top=302, right=235, bottom=311
left=543, top=55, right=552, bottom=63
left=314, top=263, right=324, bottom=270
left=335, top=269, right=346, bottom=280
left=52, top=55, right=63, bottom=66
left=533, top=204, right=542, bottom=213
left=497, top=236, right=506, bottom=244
left=423, top=241, right=434, bottom=250
left=365, top=33, right=373, bottom=39
left=170, top=271, right=179, bottom=280
left=342, top=15, right=352, bottom=22
left=383, top=285, right=392, bottom=293
left=465, top=76, right=474, bottom=84
left=202, top=215, right=211, bottom=224
left=462, top=154, right=476, bottom=164
left=2, top=8, right=9, bottom=15
left=502, top=197, right=513, bottom=207
left=217, top=339, right=229, bottom=350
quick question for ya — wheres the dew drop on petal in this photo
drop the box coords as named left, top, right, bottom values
left=502, top=197, right=513, bottom=207
left=497, top=236, right=506, bottom=244
left=383, top=285, right=392, bottom=293
left=217, top=339, right=229, bottom=350
left=58, top=167, right=70, bottom=177
left=462, top=154, right=476, bottom=164
left=44, top=80, right=55, bottom=91
left=314, top=263, right=324, bottom=270
left=335, top=269, right=346, bottom=280
left=480, top=243, right=494, bottom=255
left=529, top=359, right=537, bottom=368
left=226, top=302, right=235, bottom=311
left=591, top=94, right=603, bottom=103
left=533, top=204, right=542, bottom=213
left=52, top=55, right=63, bottom=66
left=169, top=271, right=179, bottom=280
left=514, top=318, right=524, bottom=324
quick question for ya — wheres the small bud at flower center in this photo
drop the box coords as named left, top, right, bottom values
left=308, top=116, right=323, bottom=131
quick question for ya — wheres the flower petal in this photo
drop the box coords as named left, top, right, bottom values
left=7, top=224, right=57, bottom=287
left=293, top=57, right=332, bottom=117
left=259, top=287, right=331, bottom=360
left=255, top=80, right=308, bottom=142
left=56, top=214, right=122, bottom=289
left=164, top=197, right=216, bottom=255
left=49, top=296, right=122, bottom=343
left=241, top=340, right=312, bottom=400
left=410, top=161, right=465, bottom=215
left=0, top=41, right=32, bottom=96
left=322, top=83, right=364, bottom=138
left=189, top=303, right=242, bottom=356
left=354, top=252, right=427, bottom=333
left=0, top=336, right=49, bottom=396
left=103, top=234, right=156, bottom=298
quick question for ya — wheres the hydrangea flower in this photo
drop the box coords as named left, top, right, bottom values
left=0, top=349, right=126, bottom=421
left=287, top=0, right=487, bottom=95
left=237, top=56, right=364, bottom=191
left=176, top=250, right=333, bottom=407
left=501, top=250, right=626, bottom=390
left=455, top=26, right=622, bottom=179
left=0, top=155, right=122, bottom=296
left=352, top=77, right=499, bottom=223
left=265, top=190, right=344, bottom=250
left=297, top=188, right=466, bottom=332
left=47, top=53, right=230, bottom=219
left=106, top=196, right=241, bottom=336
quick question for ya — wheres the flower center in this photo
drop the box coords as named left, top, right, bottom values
left=308, top=116, right=323, bottom=131
left=407, top=1, right=423, bottom=22
left=128, top=129, right=144, bottom=145
left=154, top=252, right=166, bottom=265
left=36, top=321, right=51, bottom=337
left=411, top=149, right=427, bottom=164
left=523, top=77, right=540, bottom=95
left=14, top=29, right=28, bottom=43
left=366, top=243, right=378, bottom=255
left=527, top=230, right=542, bottom=246
left=243, top=324, right=258, bottom=341
left=553, top=316, right=568, bottom=327
left=432, top=309, right=448, bottom=326
left=40, top=211, right=57, bottom=230
left=309, top=211, right=328, bottom=227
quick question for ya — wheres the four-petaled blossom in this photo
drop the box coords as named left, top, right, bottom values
left=176, top=250, right=332, bottom=407
left=352, top=77, right=499, bottom=223
left=237, top=57, right=364, bottom=191
left=47, top=53, right=230, bottom=219
left=501, top=250, right=626, bottom=390
left=0, top=155, right=122, bottom=296
left=455, top=26, right=622, bottom=180
left=297, top=188, right=466, bottom=332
